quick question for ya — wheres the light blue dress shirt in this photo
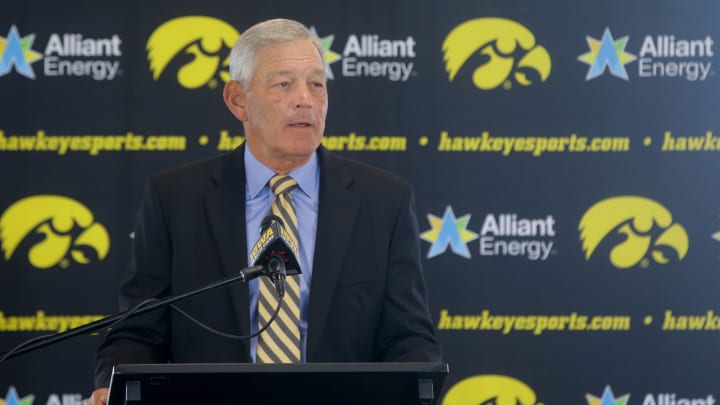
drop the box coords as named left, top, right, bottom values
left=244, top=147, right=319, bottom=362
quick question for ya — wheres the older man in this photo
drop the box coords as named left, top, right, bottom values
left=89, top=18, right=440, bottom=404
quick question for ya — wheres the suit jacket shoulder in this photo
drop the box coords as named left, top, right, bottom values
left=148, top=150, right=241, bottom=195
left=320, top=149, right=413, bottom=203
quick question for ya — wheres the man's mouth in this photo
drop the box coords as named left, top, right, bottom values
left=289, top=122, right=312, bottom=128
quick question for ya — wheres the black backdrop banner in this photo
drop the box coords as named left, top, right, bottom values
left=1, top=1, right=719, bottom=403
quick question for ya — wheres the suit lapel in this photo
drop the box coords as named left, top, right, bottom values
left=203, top=148, right=251, bottom=357
left=307, top=149, right=360, bottom=359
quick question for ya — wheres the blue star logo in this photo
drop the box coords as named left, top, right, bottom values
left=586, top=385, right=629, bottom=405
left=421, top=206, right=478, bottom=259
left=578, top=28, right=636, bottom=80
left=0, top=386, right=35, bottom=405
left=0, top=25, right=43, bottom=79
left=308, top=26, right=341, bottom=80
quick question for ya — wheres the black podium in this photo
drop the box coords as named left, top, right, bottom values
left=107, top=362, right=449, bottom=405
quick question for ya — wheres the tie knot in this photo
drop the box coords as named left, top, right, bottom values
left=269, top=175, right=298, bottom=196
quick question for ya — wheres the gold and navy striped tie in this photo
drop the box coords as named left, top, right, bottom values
left=256, top=174, right=302, bottom=363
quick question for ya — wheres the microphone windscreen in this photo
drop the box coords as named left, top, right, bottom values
left=249, top=215, right=301, bottom=275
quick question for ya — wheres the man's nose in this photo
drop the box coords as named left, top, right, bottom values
left=294, top=84, right=313, bottom=108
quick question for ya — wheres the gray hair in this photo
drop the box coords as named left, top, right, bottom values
left=229, top=18, right=326, bottom=88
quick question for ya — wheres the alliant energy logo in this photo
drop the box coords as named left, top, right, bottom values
left=0, top=195, right=110, bottom=269
left=43, top=32, right=121, bottom=80
left=442, top=18, right=551, bottom=90
left=47, top=393, right=84, bottom=405
left=639, top=33, right=713, bottom=80
left=1, top=25, right=122, bottom=80
left=578, top=28, right=636, bottom=80
left=587, top=386, right=716, bottom=405
left=421, top=206, right=478, bottom=259
left=579, top=27, right=714, bottom=81
left=586, top=385, right=629, bottom=405
left=479, top=214, right=556, bottom=261
left=0, top=386, right=35, bottom=404
left=0, top=25, right=42, bottom=79
left=309, top=26, right=341, bottom=79
left=421, top=206, right=555, bottom=261
left=341, top=32, right=416, bottom=81
left=579, top=196, right=688, bottom=269
left=313, top=26, right=417, bottom=82
left=0, top=386, right=86, bottom=405
left=643, top=393, right=716, bottom=405
left=442, top=374, right=540, bottom=405
left=147, top=16, right=239, bottom=89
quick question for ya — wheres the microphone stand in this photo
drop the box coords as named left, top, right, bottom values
left=0, top=265, right=265, bottom=363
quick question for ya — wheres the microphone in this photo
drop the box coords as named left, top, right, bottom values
left=249, top=215, right=302, bottom=296
left=267, top=255, right=287, bottom=298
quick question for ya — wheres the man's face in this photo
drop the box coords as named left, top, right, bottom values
left=234, top=38, right=328, bottom=168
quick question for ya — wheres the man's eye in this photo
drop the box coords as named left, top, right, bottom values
left=275, top=82, right=289, bottom=88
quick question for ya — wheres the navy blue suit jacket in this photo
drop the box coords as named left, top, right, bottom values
left=95, top=146, right=441, bottom=387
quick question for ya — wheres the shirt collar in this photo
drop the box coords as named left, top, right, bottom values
left=244, top=146, right=319, bottom=199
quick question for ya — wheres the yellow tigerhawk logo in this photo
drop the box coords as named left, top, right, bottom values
left=0, top=195, right=110, bottom=269
left=146, top=16, right=240, bottom=89
left=442, top=18, right=551, bottom=90
left=579, top=196, right=688, bottom=269
left=442, top=374, right=541, bottom=405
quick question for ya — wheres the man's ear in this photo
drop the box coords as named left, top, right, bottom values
left=223, top=80, right=248, bottom=121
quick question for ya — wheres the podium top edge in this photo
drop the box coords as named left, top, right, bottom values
left=113, top=362, right=449, bottom=375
